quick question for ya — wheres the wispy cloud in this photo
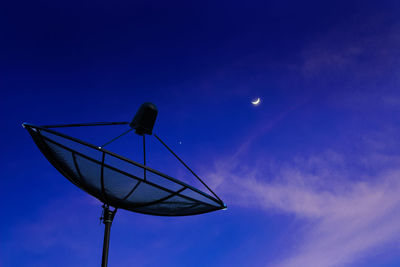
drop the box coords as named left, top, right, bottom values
left=300, top=17, right=400, bottom=81
left=206, top=112, right=400, bottom=267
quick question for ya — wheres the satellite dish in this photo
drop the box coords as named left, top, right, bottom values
left=22, top=103, right=226, bottom=267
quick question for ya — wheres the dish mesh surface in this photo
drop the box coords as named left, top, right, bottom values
left=25, top=124, right=224, bottom=216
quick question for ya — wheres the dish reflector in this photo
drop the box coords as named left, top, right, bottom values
left=23, top=123, right=225, bottom=216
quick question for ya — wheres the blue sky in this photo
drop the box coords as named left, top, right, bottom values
left=2, top=0, right=400, bottom=266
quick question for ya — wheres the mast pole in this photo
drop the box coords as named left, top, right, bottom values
left=101, top=204, right=117, bottom=267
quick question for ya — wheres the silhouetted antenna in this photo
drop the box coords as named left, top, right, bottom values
left=22, top=102, right=226, bottom=267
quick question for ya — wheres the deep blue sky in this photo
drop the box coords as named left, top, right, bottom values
left=2, top=1, right=400, bottom=266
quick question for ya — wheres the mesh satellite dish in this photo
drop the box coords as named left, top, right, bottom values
left=23, top=103, right=226, bottom=267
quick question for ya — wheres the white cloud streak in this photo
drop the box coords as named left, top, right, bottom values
left=205, top=106, right=400, bottom=267
left=209, top=149, right=400, bottom=267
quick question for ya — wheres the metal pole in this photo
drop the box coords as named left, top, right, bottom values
left=101, top=205, right=117, bottom=267
left=143, top=135, right=146, bottom=181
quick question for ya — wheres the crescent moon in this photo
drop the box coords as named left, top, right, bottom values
left=251, top=98, right=261, bottom=105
